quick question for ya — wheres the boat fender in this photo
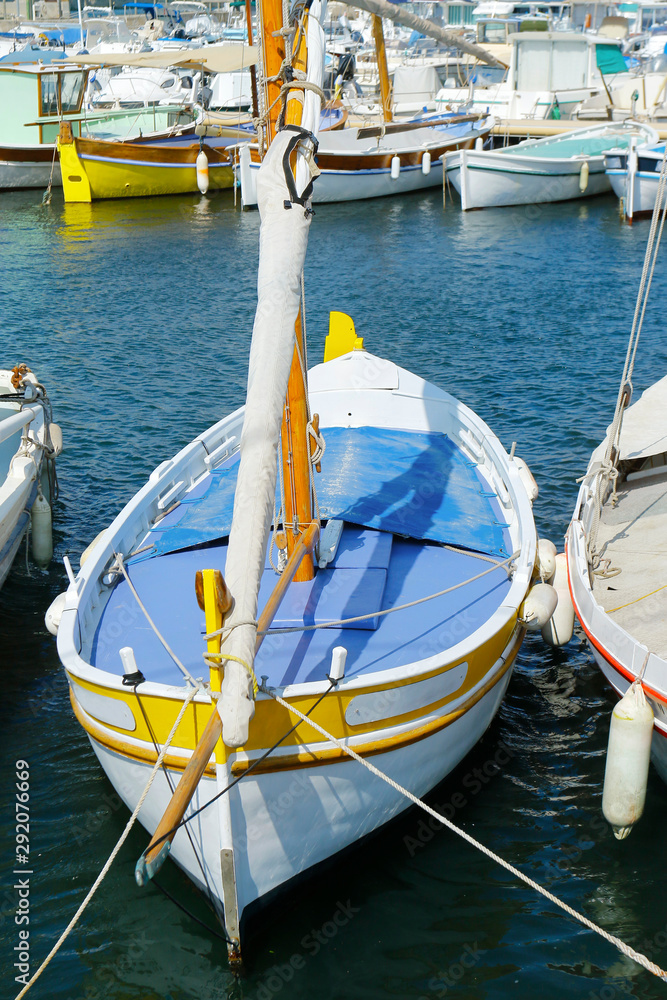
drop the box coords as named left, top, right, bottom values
left=475, top=136, right=484, bottom=151
left=31, top=492, right=53, bottom=567
left=422, top=151, right=431, bottom=175
left=579, top=160, right=589, bottom=193
left=602, top=681, right=654, bottom=839
left=48, top=422, right=63, bottom=457
left=120, top=646, right=146, bottom=686
left=45, top=591, right=67, bottom=636
left=328, top=645, right=347, bottom=685
left=80, top=528, right=108, bottom=568
left=536, top=538, right=557, bottom=583
left=513, top=455, right=538, bottom=503
left=519, top=582, right=557, bottom=631
left=390, top=155, right=400, bottom=180
left=541, top=552, right=575, bottom=646
left=196, top=148, right=209, bottom=194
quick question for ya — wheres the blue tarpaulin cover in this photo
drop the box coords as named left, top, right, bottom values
left=144, top=426, right=509, bottom=559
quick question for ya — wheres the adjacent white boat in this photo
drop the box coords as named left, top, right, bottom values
left=606, top=140, right=667, bottom=222
left=238, top=113, right=495, bottom=206
left=567, top=375, right=667, bottom=787
left=445, top=121, right=658, bottom=210
left=0, top=366, right=60, bottom=589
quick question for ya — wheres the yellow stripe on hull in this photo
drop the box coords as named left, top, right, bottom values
left=65, top=615, right=521, bottom=775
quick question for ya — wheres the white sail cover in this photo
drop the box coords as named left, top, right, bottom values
left=590, top=374, right=667, bottom=468
left=218, top=2, right=326, bottom=748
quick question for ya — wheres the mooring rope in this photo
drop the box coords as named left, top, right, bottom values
left=14, top=684, right=201, bottom=1000
left=268, top=691, right=667, bottom=981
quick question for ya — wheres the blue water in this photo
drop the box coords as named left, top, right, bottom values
left=2, top=185, right=667, bottom=1000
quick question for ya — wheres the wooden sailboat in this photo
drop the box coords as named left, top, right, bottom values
left=238, top=11, right=494, bottom=207
left=52, top=0, right=546, bottom=963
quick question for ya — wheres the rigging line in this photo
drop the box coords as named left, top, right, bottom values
left=268, top=691, right=667, bottom=983
left=204, top=549, right=519, bottom=640
left=138, top=680, right=336, bottom=855
left=14, top=684, right=201, bottom=1000
left=132, top=687, right=230, bottom=939
left=114, top=552, right=198, bottom=687
left=257, top=549, right=520, bottom=635
left=152, top=878, right=229, bottom=944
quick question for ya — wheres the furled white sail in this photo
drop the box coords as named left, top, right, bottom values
left=218, top=1, right=327, bottom=748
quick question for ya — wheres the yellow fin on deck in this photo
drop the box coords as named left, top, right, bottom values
left=324, top=311, right=364, bottom=362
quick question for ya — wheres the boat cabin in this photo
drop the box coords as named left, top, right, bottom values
left=508, top=30, right=628, bottom=93
left=0, top=61, right=87, bottom=145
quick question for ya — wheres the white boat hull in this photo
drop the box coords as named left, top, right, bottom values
left=0, top=152, right=61, bottom=190
left=86, top=654, right=515, bottom=926
left=445, top=148, right=610, bottom=210
left=606, top=151, right=663, bottom=221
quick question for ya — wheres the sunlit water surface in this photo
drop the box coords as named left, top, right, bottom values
left=2, top=186, right=667, bottom=1000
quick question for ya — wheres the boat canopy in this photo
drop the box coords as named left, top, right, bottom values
left=67, top=42, right=257, bottom=72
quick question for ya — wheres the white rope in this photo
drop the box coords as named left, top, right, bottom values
left=204, top=549, right=518, bottom=639
left=589, top=142, right=667, bottom=562
left=269, top=691, right=667, bottom=981
left=114, top=553, right=198, bottom=687
left=14, top=684, right=200, bottom=1000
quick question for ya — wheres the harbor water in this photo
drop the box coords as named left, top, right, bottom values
left=2, top=185, right=667, bottom=1000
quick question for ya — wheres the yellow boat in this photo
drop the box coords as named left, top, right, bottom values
left=57, top=121, right=235, bottom=201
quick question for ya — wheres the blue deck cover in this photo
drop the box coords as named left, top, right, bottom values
left=143, top=426, right=509, bottom=560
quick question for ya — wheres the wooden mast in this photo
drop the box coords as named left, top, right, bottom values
left=371, top=13, right=393, bottom=122
left=244, top=0, right=259, bottom=120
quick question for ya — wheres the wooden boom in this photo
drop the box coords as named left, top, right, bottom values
left=134, top=521, right=320, bottom=885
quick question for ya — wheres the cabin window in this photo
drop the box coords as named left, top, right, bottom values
left=595, top=44, right=628, bottom=74
left=40, top=72, right=85, bottom=116
left=516, top=40, right=551, bottom=90
left=60, top=72, right=85, bottom=112
left=40, top=74, right=59, bottom=116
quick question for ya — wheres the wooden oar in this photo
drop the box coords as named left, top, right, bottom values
left=135, top=519, right=320, bottom=885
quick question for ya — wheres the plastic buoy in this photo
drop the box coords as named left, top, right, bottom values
left=80, top=529, right=107, bottom=569
left=196, top=149, right=209, bottom=194
left=329, top=646, right=347, bottom=684
left=475, top=136, right=484, bottom=150
left=602, top=681, right=654, bottom=839
left=542, top=552, right=575, bottom=647
left=519, top=582, right=558, bottom=631
left=45, top=592, right=67, bottom=636
left=422, top=151, right=431, bottom=175
left=579, top=160, right=589, bottom=193
left=49, top=422, right=63, bottom=456
left=390, top=155, right=401, bottom=180
left=536, top=538, right=557, bottom=583
left=514, top=456, right=539, bottom=503
left=31, top=492, right=53, bottom=567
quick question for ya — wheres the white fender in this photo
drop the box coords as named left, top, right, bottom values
left=519, top=582, right=558, bottom=631
left=45, top=591, right=67, bottom=636
left=48, top=423, right=63, bottom=457
left=536, top=538, right=557, bottom=583
left=542, top=552, right=575, bottom=646
left=196, top=148, right=209, bottom=194
left=602, top=681, right=654, bottom=839
left=422, top=151, right=431, bottom=175
left=390, top=155, right=400, bottom=180
left=31, top=492, right=53, bottom=567
left=579, top=159, right=589, bottom=193
left=513, top=455, right=538, bottom=503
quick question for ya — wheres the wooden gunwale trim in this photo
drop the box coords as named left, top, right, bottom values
left=0, top=146, right=55, bottom=163
left=250, top=137, right=474, bottom=170
left=74, top=136, right=232, bottom=165
left=69, top=628, right=522, bottom=778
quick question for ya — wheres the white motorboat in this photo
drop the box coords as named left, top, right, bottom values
left=444, top=121, right=658, bottom=210
left=605, top=140, right=667, bottom=222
